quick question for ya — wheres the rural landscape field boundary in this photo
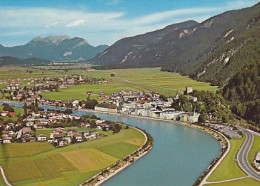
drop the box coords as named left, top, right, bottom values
left=81, top=126, right=153, bottom=185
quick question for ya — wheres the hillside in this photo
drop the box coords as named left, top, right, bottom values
left=89, top=20, right=199, bottom=68
left=193, top=13, right=260, bottom=86
left=0, top=36, right=108, bottom=62
left=0, top=56, right=50, bottom=66
left=222, top=63, right=260, bottom=124
left=90, top=3, right=260, bottom=86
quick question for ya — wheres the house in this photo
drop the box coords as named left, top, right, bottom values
left=187, top=112, right=200, bottom=123
left=34, top=122, right=44, bottom=129
left=58, top=139, right=68, bottom=147
left=72, top=99, right=79, bottom=107
left=1, top=111, right=9, bottom=117
left=81, top=122, right=90, bottom=128
left=64, top=136, right=72, bottom=144
left=17, top=127, right=34, bottom=142
left=37, top=134, right=47, bottom=142
left=8, top=130, right=15, bottom=135
left=254, top=151, right=260, bottom=170
left=185, top=86, right=193, bottom=95
left=97, top=123, right=110, bottom=131
left=2, top=136, right=12, bottom=143
left=94, top=103, right=118, bottom=113
left=73, top=133, right=83, bottom=142
left=179, top=113, right=188, bottom=122
left=8, top=112, right=16, bottom=117
left=26, top=121, right=34, bottom=127
left=85, top=132, right=99, bottom=140
left=22, top=127, right=32, bottom=134
left=160, top=110, right=184, bottom=120
left=51, top=132, right=64, bottom=139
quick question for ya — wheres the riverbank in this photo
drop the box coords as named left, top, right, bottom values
left=78, top=109, right=229, bottom=186
left=81, top=126, right=153, bottom=186
left=0, top=100, right=226, bottom=185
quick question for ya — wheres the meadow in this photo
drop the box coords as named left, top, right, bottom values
left=0, top=66, right=217, bottom=101
left=248, top=135, right=260, bottom=167
left=206, top=134, right=260, bottom=185
left=42, top=68, right=218, bottom=101
left=207, top=136, right=246, bottom=182
left=0, top=128, right=145, bottom=185
left=208, top=178, right=260, bottom=186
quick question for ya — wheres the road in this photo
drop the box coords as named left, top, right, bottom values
left=237, top=127, right=260, bottom=181
left=199, top=130, right=231, bottom=186
left=0, top=166, right=12, bottom=186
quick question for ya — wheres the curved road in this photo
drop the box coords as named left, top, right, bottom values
left=0, top=166, right=12, bottom=186
left=237, top=128, right=260, bottom=181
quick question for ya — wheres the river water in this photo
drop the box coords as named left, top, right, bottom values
left=1, top=102, right=221, bottom=186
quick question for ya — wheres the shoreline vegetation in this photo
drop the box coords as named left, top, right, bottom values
left=77, top=109, right=228, bottom=186
left=0, top=100, right=228, bottom=186
left=81, top=126, right=153, bottom=185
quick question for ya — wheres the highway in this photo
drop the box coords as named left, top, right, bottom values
left=237, top=128, right=260, bottom=181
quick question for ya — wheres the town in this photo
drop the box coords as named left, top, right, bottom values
left=0, top=82, right=242, bottom=140
left=0, top=74, right=107, bottom=102
left=0, top=105, right=124, bottom=147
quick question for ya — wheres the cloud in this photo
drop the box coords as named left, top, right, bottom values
left=67, top=19, right=85, bottom=27
left=107, top=0, right=121, bottom=5
left=132, top=7, right=221, bottom=25
left=225, top=0, right=259, bottom=9
left=0, top=0, right=258, bottom=46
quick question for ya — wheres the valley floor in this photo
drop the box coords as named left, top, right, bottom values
left=204, top=132, right=260, bottom=186
left=0, top=128, right=145, bottom=186
left=40, top=67, right=218, bottom=100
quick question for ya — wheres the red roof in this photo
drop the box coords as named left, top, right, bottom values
left=9, top=112, right=15, bottom=117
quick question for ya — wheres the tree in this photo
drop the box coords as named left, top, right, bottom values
left=90, top=120, right=97, bottom=128
left=198, top=113, right=207, bottom=124
left=64, top=109, right=73, bottom=114
left=111, top=123, right=121, bottom=133
left=85, top=98, right=98, bottom=109
left=3, top=104, right=14, bottom=112
left=23, top=102, right=28, bottom=117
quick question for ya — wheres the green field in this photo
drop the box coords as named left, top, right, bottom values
left=0, top=142, right=54, bottom=160
left=42, top=68, right=217, bottom=101
left=208, top=177, right=260, bottom=186
left=0, top=171, right=5, bottom=186
left=0, top=105, right=25, bottom=122
left=248, top=135, right=260, bottom=167
left=207, top=136, right=246, bottom=182
left=0, top=66, right=217, bottom=101
left=0, top=66, right=84, bottom=81
left=0, top=128, right=145, bottom=185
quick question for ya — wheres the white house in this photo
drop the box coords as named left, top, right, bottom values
left=254, top=151, right=260, bottom=170
left=37, top=135, right=47, bottom=142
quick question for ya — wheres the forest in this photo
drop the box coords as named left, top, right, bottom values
left=222, top=63, right=260, bottom=125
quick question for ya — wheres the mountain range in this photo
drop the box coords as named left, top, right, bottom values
left=0, top=35, right=108, bottom=62
left=90, top=2, right=260, bottom=86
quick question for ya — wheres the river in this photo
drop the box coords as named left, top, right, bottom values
left=1, top=102, right=221, bottom=186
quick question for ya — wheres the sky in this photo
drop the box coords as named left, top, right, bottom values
left=0, top=0, right=259, bottom=47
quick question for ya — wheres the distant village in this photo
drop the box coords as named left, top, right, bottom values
left=0, top=74, right=107, bottom=102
